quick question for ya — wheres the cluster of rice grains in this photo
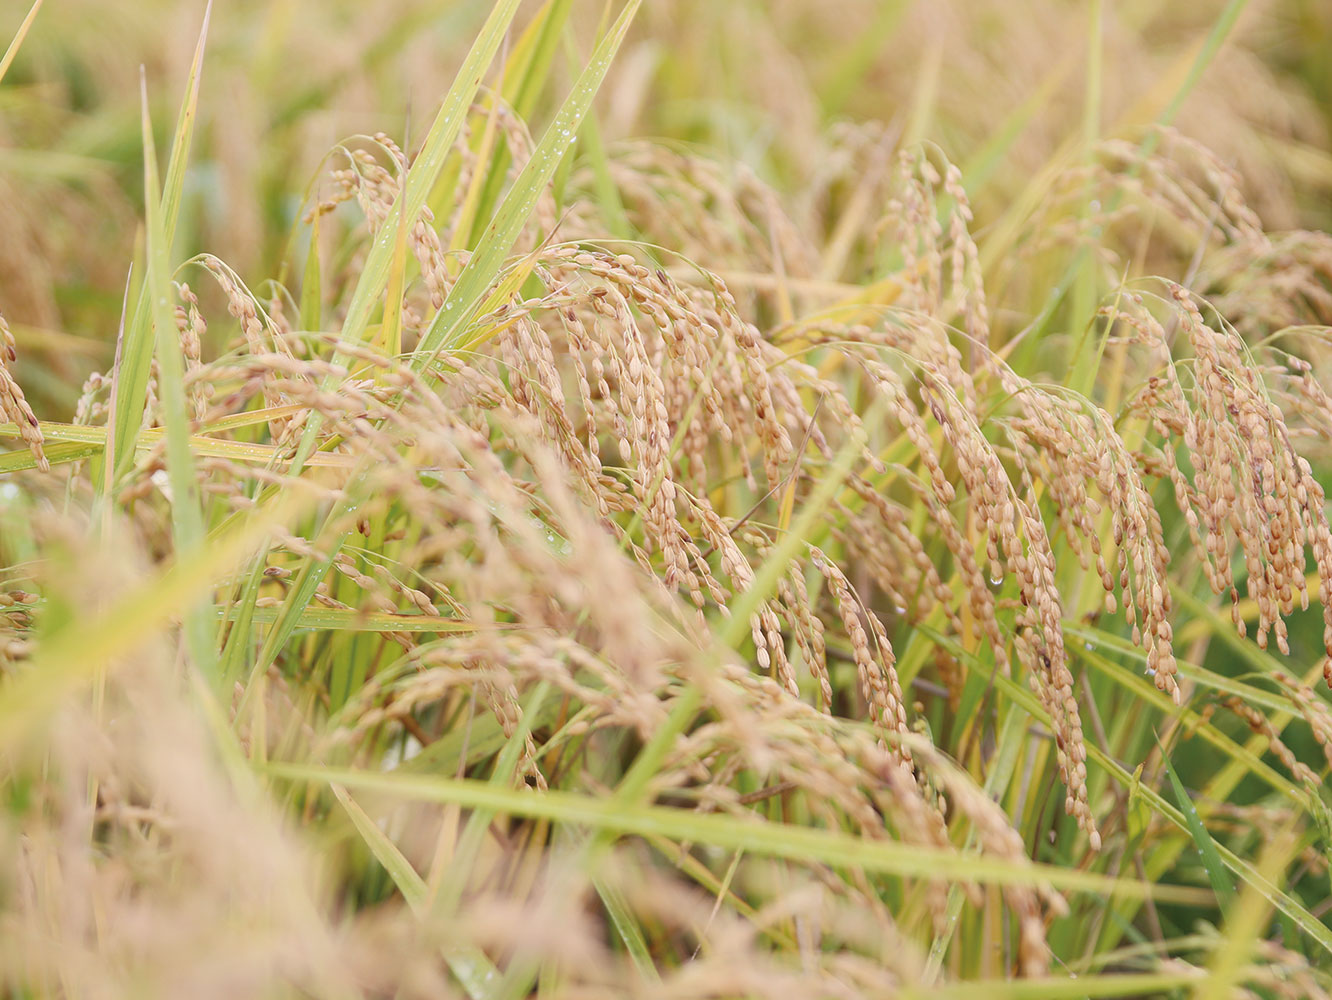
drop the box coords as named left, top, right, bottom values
left=6, top=104, right=1332, bottom=990
left=1118, top=284, right=1332, bottom=675
left=0, top=313, right=47, bottom=474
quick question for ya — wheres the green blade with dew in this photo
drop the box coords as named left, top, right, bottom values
left=413, top=0, right=643, bottom=366
left=108, top=2, right=211, bottom=483
left=372, top=152, right=413, bottom=361
left=333, top=783, right=430, bottom=907
left=1156, top=733, right=1237, bottom=908
left=466, top=0, right=575, bottom=246
left=140, top=68, right=215, bottom=681
left=286, top=0, right=526, bottom=470
left=336, top=0, right=524, bottom=351
left=0, top=439, right=100, bottom=473
left=565, top=72, right=631, bottom=237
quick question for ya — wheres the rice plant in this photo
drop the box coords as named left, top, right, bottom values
left=3, top=1, right=1332, bottom=996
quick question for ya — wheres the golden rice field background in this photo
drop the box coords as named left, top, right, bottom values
left=2, top=1, right=1332, bottom=996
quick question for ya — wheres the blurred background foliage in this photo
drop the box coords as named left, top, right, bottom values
left=2, top=0, right=1330, bottom=419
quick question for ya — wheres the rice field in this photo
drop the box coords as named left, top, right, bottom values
left=3, top=1, right=1332, bottom=996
